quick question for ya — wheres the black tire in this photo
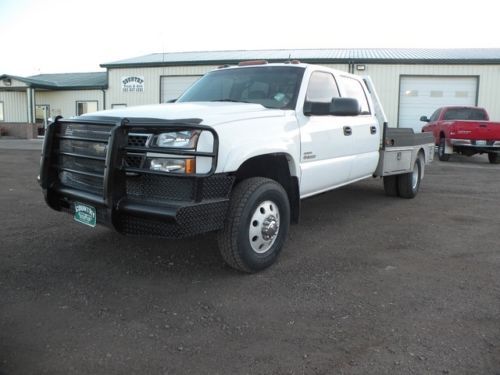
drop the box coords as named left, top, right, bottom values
left=438, top=137, right=450, bottom=161
left=397, top=156, right=422, bottom=199
left=383, top=175, right=399, bottom=197
left=488, top=153, right=499, bottom=164
left=217, top=177, right=290, bottom=273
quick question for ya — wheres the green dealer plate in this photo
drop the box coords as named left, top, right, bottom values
left=74, top=202, right=97, bottom=228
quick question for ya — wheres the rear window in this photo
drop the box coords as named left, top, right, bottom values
left=443, top=108, right=487, bottom=121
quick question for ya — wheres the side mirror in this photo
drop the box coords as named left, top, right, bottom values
left=420, top=115, right=430, bottom=122
left=166, top=98, right=177, bottom=103
left=304, top=98, right=361, bottom=116
left=329, top=98, right=361, bottom=116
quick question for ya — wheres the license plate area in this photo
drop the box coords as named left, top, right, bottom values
left=74, top=202, right=97, bottom=227
left=476, top=140, right=487, bottom=146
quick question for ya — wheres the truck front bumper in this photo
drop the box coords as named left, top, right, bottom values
left=40, top=116, right=235, bottom=238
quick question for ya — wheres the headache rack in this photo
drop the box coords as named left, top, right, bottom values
left=39, top=116, right=233, bottom=238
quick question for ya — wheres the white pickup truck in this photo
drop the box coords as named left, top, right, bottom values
left=40, top=61, right=434, bottom=272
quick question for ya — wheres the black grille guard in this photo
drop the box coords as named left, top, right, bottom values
left=40, top=116, right=221, bottom=229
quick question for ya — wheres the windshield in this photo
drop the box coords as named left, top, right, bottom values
left=177, top=66, right=305, bottom=110
left=443, top=108, right=488, bottom=121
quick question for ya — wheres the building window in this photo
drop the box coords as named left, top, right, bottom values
left=0, top=102, right=4, bottom=121
left=111, top=104, right=127, bottom=109
left=455, top=91, right=469, bottom=98
left=76, top=101, right=98, bottom=116
left=404, top=90, right=418, bottom=97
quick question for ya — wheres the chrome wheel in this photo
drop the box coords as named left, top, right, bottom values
left=248, top=200, right=280, bottom=254
left=411, top=161, right=419, bottom=190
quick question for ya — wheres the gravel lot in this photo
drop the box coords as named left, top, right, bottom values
left=0, top=148, right=499, bottom=375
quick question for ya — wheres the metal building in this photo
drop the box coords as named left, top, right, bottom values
left=0, top=73, right=106, bottom=137
left=2, top=49, right=500, bottom=138
left=101, top=49, right=500, bottom=133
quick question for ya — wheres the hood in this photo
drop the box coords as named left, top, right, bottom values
left=83, top=102, right=286, bottom=125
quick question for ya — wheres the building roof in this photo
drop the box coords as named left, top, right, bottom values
left=101, top=48, right=500, bottom=68
left=0, top=72, right=107, bottom=89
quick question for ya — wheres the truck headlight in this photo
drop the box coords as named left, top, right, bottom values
left=155, top=130, right=201, bottom=148
left=149, top=158, right=195, bottom=173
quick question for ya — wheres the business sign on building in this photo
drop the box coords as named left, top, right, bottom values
left=121, top=76, right=144, bottom=92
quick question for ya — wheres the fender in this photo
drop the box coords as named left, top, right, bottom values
left=213, top=115, right=301, bottom=177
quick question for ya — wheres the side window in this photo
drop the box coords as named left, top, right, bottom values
left=305, top=72, right=340, bottom=103
left=429, top=109, right=441, bottom=122
left=338, top=76, right=371, bottom=114
left=0, top=102, right=4, bottom=121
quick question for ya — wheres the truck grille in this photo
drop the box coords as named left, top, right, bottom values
left=56, top=122, right=113, bottom=195
left=55, top=125, right=169, bottom=195
left=124, top=134, right=149, bottom=168
left=51, top=119, right=221, bottom=203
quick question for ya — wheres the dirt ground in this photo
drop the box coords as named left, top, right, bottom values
left=0, top=148, right=499, bottom=375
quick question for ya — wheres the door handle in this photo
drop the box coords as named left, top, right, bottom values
left=370, top=126, right=377, bottom=134
left=343, top=126, right=352, bottom=136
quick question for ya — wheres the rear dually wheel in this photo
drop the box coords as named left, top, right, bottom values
left=397, top=156, right=422, bottom=199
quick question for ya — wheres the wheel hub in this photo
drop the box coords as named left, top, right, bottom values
left=248, top=200, right=280, bottom=253
left=261, top=216, right=278, bottom=240
left=412, top=162, right=419, bottom=190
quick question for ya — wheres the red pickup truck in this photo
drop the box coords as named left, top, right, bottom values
left=421, top=106, right=500, bottom=164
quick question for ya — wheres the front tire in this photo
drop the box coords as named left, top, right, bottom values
left=217, top=177, right=290, bottom=273
left=488, top=153, right=499, bottom=164
left=397, top=156, right=422, bottom=199
left=438, top=137, right=450, bottom=161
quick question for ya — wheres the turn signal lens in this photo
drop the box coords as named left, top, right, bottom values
left=149, top=158, right=195, bottom=174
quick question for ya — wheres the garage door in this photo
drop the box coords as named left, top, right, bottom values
left=160, top=76, right=201, bottom=103
left=398, top=76, right=478, bottom=132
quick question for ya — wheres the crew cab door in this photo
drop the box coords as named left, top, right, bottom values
left=297, top=71, right=356, bottom=197
left=337, top=75, right=380, bottom=180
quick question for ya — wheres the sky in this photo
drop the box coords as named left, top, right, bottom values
left=1, top=0, right=499, bottom=76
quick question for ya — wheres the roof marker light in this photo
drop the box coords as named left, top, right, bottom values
left=238, top=60, right=268, bottom=66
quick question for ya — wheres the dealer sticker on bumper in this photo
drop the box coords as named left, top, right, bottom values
left=74, top=202, right=97, bottom=227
